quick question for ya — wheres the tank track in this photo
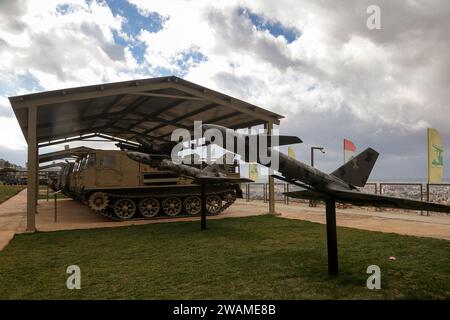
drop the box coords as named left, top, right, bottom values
left=90, top=186, right=237, bottom=221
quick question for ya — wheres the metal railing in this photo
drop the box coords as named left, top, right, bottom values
left=242, top=182, right=450, bottom=215
left=50, top=190, right=62, bottom=222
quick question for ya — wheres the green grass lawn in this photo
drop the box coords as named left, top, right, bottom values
left=0, top=185, right=25, bottom=204
left=0, top=215, right=449, bottom=299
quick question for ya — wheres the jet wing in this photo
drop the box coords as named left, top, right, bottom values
left=329, top=187, right=450, bottom=213
left=285, top=187, right=450, bottom=213
left=284, top=190, right=326, bottom=201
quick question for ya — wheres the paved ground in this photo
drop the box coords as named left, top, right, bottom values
left=0, top=189, right=27, bottom=250
left=1, top=190, right=450, bottom=251
left=275, top=202, right=450, bottom=241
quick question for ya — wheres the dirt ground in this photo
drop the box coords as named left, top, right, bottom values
left=0, top=189, right=449, bottom=251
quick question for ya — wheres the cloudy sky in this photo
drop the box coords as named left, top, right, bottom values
left=0, top=0, right=449, bottom=181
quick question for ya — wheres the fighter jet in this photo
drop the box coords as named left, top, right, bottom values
left=127, top=151, right=253, bottom=185
left=202, top=124, right=450, bottom=213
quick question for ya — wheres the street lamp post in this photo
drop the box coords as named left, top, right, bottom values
left=310, top=146, right=325, bottom=168
left=310, top=146, right=325, bottom=207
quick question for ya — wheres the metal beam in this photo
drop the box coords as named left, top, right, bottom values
left=171, top=82, right=280, bottom=125
left=11, top=82, right=172, bottom=109
left=39, top=92, right=185, bottom=135
left=85, top=94, right=128, bottom=131
left=38, top=132, right=142, bottom=148
left=38, top=133, right=98, bottom=148
left=265, top=122, right=276, bottom=215
left=95, top=133, right=141, bottom=146
left=157, top=111, right=241, bottom=139
left=230, top=119, right=267, bottom=130
left=26, top=106, right=37, bottom=232
left=130, top=111, right=191, bottom=130
left=107, top=125, right=173, bottom=143
left=39, top=162, right=66, bottom=170
left=137, top=103, right=218, bottom=138
left=124, top=99, right=190, bottom=132
left=36, top=105, right=174, bottom=142
left=99, top=96, right=151, bottom=131
left=145, top=98, right=189, bottom=118
left=129, top=91, right=204, bottom=101
left=28, top=110, right=127, bottom=131
left=37, top=124, right=112, bottom=143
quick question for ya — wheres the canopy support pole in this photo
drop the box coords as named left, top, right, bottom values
left=26, top=106, right=38, bottom=232
left=265, top=122, right=276, bottom=215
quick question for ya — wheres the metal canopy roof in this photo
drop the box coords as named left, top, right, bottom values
left=9, top=76, right=283, bottom=146
left=38, top=146, right=96, bottom=163
left=39, top=162, right=66, bottom=171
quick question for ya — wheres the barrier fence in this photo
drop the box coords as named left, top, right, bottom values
left=242, top=182, right=450, bottom=215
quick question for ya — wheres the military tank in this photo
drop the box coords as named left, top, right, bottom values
left=59, top=149, right=243, bottom=221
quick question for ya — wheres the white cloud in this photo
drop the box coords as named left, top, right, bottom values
left=0, top=0, right=144, bottom=90
left=0, top=117, right=26, bottom=150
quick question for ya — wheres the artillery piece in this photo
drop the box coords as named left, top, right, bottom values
left=55, top=149, right=244, bottom=220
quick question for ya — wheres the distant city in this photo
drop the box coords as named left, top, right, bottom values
left=0, top=158, right=24, bottom=170
left=245, top=182, right=450, bottom=204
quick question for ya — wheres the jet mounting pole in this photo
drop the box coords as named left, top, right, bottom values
left=325, top=196, right=339, bottom=275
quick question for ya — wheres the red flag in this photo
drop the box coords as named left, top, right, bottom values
left=344, top=139, right=356, bottom=163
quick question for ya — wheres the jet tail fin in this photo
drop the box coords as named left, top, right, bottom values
left=331, top=148, right=379, bottom=187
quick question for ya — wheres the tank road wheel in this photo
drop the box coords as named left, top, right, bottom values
left=184, top=196, right=201, bottom=215
left=162, top=197, right=182, bottom=216
left=223, top=191, right=236, bottom=204
left=138, top=198, right=160, bottom=218
left=113, top=198, right=136, bottom=220
left=206, top=195, right=222, bottom=215
left=88, top=192, right=109, bottom=212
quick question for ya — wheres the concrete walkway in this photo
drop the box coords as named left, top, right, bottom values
left=0, top=189, right=27, bottom=250
left=273, top=202, right=450, bottom=241
left=1, top=190, right=450, bottom=252
left=19, top=199, right=450, bottom=240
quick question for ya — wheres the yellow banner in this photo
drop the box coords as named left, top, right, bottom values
left=288, top=147, right=296, bottom=159
left=428, top=128, right=444, bottom=183
left=249, top=163, right=259, bottom=182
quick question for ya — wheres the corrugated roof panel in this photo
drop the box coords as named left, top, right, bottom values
left=9, top=76, right=284, bottom=145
